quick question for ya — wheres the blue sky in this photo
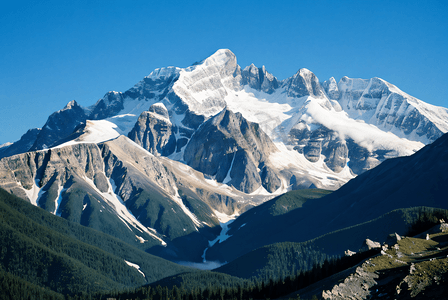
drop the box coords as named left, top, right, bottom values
left=1, top=0, right=447, bottom=144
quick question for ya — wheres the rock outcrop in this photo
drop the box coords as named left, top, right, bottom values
left=331, top=76, right=447, bottom=143
left=184, top=108, right=281, bottom=193
left=284, top=68, right=328, bottom=99
left=241, top=64, right=279, bottom=94
left=30, top=100, right=88, bottom=150
left=0, top=128, right=41, bottom=159
left=323, top=232, right=448, bottom=300
left=359, top=239, right=381, bottom=252
left=128, top=103, right=177, bottom=156
left=322, top=264, right=379, bottom=300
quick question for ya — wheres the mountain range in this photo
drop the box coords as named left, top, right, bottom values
left=1, top=49, right=448, bottom=299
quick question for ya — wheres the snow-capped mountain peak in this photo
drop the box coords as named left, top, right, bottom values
left=64, top=99, right=81, bottom=110
left=334, top=75, right=448, bottom=144
left=2, top=48, right=448, bottom=192
left=171, top=50, right=238, bottom=117
left=284, top=68, right=328, bottom=99
left=201, top=49, right=236, bottom=68
left=146, top=66, right=182, bottom=81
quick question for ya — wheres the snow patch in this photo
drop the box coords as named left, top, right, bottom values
left=23, top=180, right=42, bottom=206
left=213, top=210, right=239, bottom=224
left=172, top=187, right=202, bottom=228
left=124, top=260, right=145, bottom=278
left=208, top=219, right=233, bottom=246
left=204, top=176, right=220, bottom=187
left=249, top=185, right=272, bottom=196
left=202, top=210, right=240, bottom=263
left=223, top=153, right=235, bottom=184
left=54, top=185, right=66, bottom=216
left=135, top=235, right=147, bottom=243
left=0, top=142, right=12, bottom=149
left=53, top=120, right=120, bottom=148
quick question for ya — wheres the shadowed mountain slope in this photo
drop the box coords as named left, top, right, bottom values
left=207, top=133, right=448, bottom=263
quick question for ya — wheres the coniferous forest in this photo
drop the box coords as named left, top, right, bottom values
left=2, top=185, right=448, bottom=299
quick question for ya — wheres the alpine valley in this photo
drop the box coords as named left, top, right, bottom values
left=1, top=49, right=448, bottom=299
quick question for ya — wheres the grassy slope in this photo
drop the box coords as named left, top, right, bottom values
left=288, top=231, right=448, bottom=299
left=216, top=207, right=448, bottom=281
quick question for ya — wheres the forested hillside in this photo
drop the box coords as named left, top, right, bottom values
left=0, top=187, right=192, bottom=296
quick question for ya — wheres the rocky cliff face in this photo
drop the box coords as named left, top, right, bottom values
left=284, top=68, right=328, bottom=99
left=99, top=136, right=203, bottom=241
left=30, top=100, right=88, bottom=151
left=0, top=128, right=41, bottom=160
left=241, top=64, right=279, bottom=94
left=90, top=91, right=126, bottom=120
left=0, top=143, right=103, bottom=202
left=128, top=103, right=177, bottom=156
left=0, top=140, right=188, bottom=245
left=322, top=77, right=340, bottom=100
left=288, top=122, right=385, bottom=175
left=184, top=108, right=281, bottom=193
left=289, top=123, right=348, bottom=171
left=326, top=76, right=448, bottom=143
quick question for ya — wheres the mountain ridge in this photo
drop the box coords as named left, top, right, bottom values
left=1, top=48, right=448, bottom=267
